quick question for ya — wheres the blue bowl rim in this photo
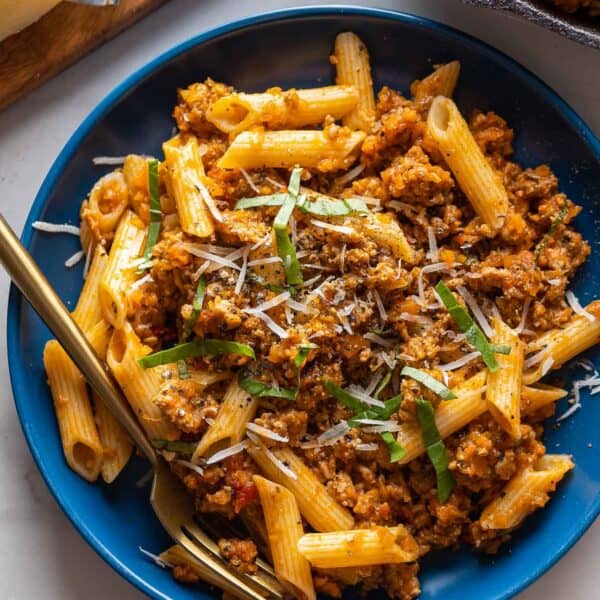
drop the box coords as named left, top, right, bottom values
left=6, top=5, right=600, bottom=600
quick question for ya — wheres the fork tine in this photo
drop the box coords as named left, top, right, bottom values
left=151, top=461, right=271, bottom=600
left=195, top=513, right=278, bottom=579
left=183, top=520, right=284, bottom=598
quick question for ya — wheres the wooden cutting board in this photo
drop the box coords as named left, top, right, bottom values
left=0, top=0, right=170, bottom=112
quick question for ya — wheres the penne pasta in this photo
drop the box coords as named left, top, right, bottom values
left=396, top=371, right=488, bottom=464
left=163, top=135, right=215, bottom=238
left=427, top=96, right=509, bottom=231
left=43, top=340, right=103, bottom=482
left=523, top=301, right=600, bottom=384
left=480, top=454, right=574, bottom=530
left=92, top=391, right=133, bottom=483
left=82, top=171, right=129, bottom=234
left=247, top=446, right=354, bottom=532
left=521, top=384, right=568, bottom=414
left=106, top=323, right=180, bottom=440
left=486, top=318, right=524, bottom=439
left=217, top=130, right=365, bottom=172
left=333, top=32, right=376, bottom=132
left=99, top=210, right=147, bottom=329
left=192, top=378, right=257, bottom=462
left=122, top=154, right=151, bottom=221
left=207, top=86, right=358, bottom=134
left=253, top=475, right=316, bottom=600
left=72, top=245, right=109, bottom=333
left=412, top=61, right=461, bottom=104
left=297, top=526, right=419, bottom=569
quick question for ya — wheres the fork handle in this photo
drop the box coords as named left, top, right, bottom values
left=0, top=214, right=157, bottom=466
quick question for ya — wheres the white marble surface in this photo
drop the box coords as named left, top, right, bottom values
left=0, top=0, right=598, bottom=598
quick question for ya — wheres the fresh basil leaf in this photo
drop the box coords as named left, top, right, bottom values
left=181, top=275, right=206, bottom=341
left=294, top=343, right=318, bottom=369
left=435, top=281, right=499, bottom=373
left=238, top=373, right=297, bottom=400
left=380, top=431, right=406, bottom=463
left=137, top=158, right=161, bottom=274
left=401, top=366, right=456, bottom=400
left=151, top=439, right=197, bottom=457
left=139, top=339, right=255, bottom=368
left=415, top=398, right=455, bottom=503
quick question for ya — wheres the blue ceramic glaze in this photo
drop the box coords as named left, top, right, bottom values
left=7, top=6, right=600, bottom=600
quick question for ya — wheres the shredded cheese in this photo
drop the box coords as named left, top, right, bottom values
left=311, top=219, right=354, bottom=235
left=32, top=221, right=80, bottom=236
left=64, top=249, right=84, bottom=268
left=92, top=156, right=127, bottom=166
left=246, top=422, right=289, bottom=443
left=566, top=290, right=595, bottom=322
left=205, top=440, right=250, bottom=465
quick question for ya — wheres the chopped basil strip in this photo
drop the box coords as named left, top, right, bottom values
left=294, top=343, right=318, bottom=369
left=380, top=431, right=406, bottom=463
left=151, top=439, right=196, bottom=457
left=177, top=360, right=190, bottom=379
left=273, top=168, right=303, bottom=286
left=435, top=281, right=499, bottom=373
left=235, top=193, right=289, bottom=210
left=139, top=339, right=255, bottom=368
left=490, top=343, right=512, bottom=355
left=181, top=276, right=206, bottom=341
left=401, top=366, right=456, bottom=400
left=535, top=196, right=568, bottom=260
left=415, top=398, right=455, bottom=503
left=375, top=369, right=393, bottom=398
left=236, top=192, right=367, bottom=216
left=297, top=195, right=368, bottom=216
left=238, top=373, right=297, bottom=400
left=137, top=159, right=161, bottom=274
left=326, top=380, right=405, bottom=461
left=325, top=380, right=364, bottom=414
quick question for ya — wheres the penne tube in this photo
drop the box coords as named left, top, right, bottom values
left=427, top=96, right=509, bottom=231
left=99, top=210, right=147, bottom=329
left=333, top=32, right=376, bottom=132
left=297, top=526, right=419, bottom=569
left=412, top=61, right=461, bottom=103
left=192, top=378, right=257, bottom=462
left=480, top=454, right=574, bottom=530
left=163, top=135, right=215, bottom=238
left=92, top=391, right=133, bottom=483
left=486, top=319, right=524, bottom=439
left=122, top=154, right=151, bottom=221
left=106, top=324, right=180, bottom=440
left=83, top=171, right=129, bottom=234
left=43, top=340, right=103, bottom=482
left=521, top=384, right=568, bottom=414
left=247, top=446, right=354, bottom=532
left=254, top=476, right=316, bottom=600
left=523, top=301, right=600, bottom=384
left=217, top=130, right=365, bottom=172
left=396, top=371, right=488, bottom=464
left=72, top=245, right=109, bottom=333
left=207, top=86, right=359, bottom=134
left=85, top=319, right=112, bottom=359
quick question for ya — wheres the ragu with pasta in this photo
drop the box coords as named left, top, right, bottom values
left=39, top=30, right=600, bottom=600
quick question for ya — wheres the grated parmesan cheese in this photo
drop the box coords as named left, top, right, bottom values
left=205, top=440, right=249, bottom=465
left=566, top=290, right=595, bottom=322
left=32, top=221, right=80, bottom=236
left=311, top=219, right=354, bottom=235
left=64, top=249, right=84, bottom=268
left=246, top=422, right=289, bottom=443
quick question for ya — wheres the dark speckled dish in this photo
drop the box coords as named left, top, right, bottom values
left=463, top=0, right=600, bottom=48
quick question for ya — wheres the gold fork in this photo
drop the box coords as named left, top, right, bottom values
left=0, top=214, right=282, bottom=600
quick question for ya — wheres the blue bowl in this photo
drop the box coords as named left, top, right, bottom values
left=7, top=6, right=600, bottom=600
